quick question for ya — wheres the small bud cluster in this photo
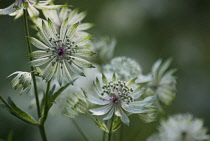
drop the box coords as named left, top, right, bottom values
left=65, top=94, right=89, bottom=118
left=8, top=71, right=32, bottom=94
left=101, top=80, right=133, bottom=104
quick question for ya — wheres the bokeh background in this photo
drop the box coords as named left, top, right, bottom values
left=0, top=0, right=210, bottom=140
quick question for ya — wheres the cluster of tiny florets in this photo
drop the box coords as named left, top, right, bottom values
left=101, top=80, right=134, bottom=104
left=46, top=36, right=79, bottom=65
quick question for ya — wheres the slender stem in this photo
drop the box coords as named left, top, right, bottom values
left=39, top=126, right=47, bottom=141
left=72, top=119, right=90, bottom=141
left=23, top=9, right=41, bottom=118
left=119, top=124, right=123, bottom=141
left=107, top=115, right=115, bottom=141
left=42, top=81, right=51, bottom=123
left=23, top=9, right=47, bottom=141
left=86, top=112, right=99, bottom=124
left=102, top=120, right=107, bottom=141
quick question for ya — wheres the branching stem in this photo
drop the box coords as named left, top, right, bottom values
left=23, top=9, right=47, bottom=141
left=107, top=115, right=115, bottom=141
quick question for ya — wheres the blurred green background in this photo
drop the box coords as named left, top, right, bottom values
left=0, top=0, right=210, bottom=140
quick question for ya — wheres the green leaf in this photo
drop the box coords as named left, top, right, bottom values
left=0, top=96, right=39, bottom=126
left=49, top=82, right=72, bottom=106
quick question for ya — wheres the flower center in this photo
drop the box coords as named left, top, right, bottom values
left=112, top=97, right=118, bottom=103
left=101, top=80, right=134, bottom=104
left=58, top=47, right=65, bottom=56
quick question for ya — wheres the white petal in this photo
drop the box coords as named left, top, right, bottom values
left=103, top=106, right=115, bottom=120
left=88, top=96, right=110, bottom=105
left=29, top=57, right=52, bottom=67
left=89, top=103, right=113, bottom=115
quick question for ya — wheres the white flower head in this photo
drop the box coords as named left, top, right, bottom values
left=32, top=7, right=93, bottom=35
left=0, top=0, right=64, bottom=19
left=150, top=59, right=177, bottom=106
left=147, top=114, right=210, bottom=141
left=92, top=36, right=116, bottom=65
left=8, top=71, right=32, bottom=94
left=88, top=73, right=156, bottom=125
left=103, top=57, right=142, bottom=81
left=28, top=18, right=95, bottom=85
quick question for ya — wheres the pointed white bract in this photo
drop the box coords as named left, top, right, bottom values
left=150, top=59, right=177, bottom=107
left=65, top=89, right=89, bottom=118
left=92, top=36, right=116, bottom=65
left=8, top=71, right=32, bottom=94
left=89, top=74, right=156, bottom=125
left=0, top=0, right=64, bottom=19
left=32, top=7, right=94, bottom=35
left=103, top=57, right=142, bottom=81
left=29, top=18, right=95, bottom=85
left=147, top=114, right=210, bottom=141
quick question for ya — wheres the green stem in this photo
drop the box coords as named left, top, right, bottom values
left=23, top=9, right=47, bottom=141
left=39, top=126, right=47, bottom=141
left=119, top=124, right=123, bottom=141
left=72, top=119, right=90, bottom=141
left=102, top=120, right=107, bottom=141
left=86, top=112, right=99, bottom=124
left=42, top=81, right=51, bottom=123
left=107, top=115, right=115, bottom=141
left=23, top=8, right=40, bottom=118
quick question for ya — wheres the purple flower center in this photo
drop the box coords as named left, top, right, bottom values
left=112, top=97, right=118, bottom=103
left=58, top=48, right=64, bottom=56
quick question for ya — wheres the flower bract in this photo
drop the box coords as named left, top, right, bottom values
left=0, top=0, right=64, bottom=19
left=103, top=57, right=142, bottom=81
left=29, top=18, right=95, bottom=85
left=88, top=73, right=156, bottom=125
left=92, top=36, right=116, bottom=65
left=8, top=71, right=32, bottom=94
left=150, top=59, right=177, bottom=106
left=32, top=7, right=93, bottom=34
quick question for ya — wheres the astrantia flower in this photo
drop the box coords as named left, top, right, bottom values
left=88, top=73, right=156, bottom=125
left=8, top=71, right=32, bottom=94
left=32, top=7, right=93, bottom=34
left=103, top=57, right=142, bottom=81
left=150, top=59, right=176, bottom=106
left=92, top=36, right=116, bottom=65
left=0, top=0, right=63, bottom=19
left=28, top=18, right=95, bottom=85
left=147, top=114, right=210, bottom=141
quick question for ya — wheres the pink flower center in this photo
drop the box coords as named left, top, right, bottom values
left=58, top=48, right=64, bottom=56
left=112, top=97, right=118, bottom=103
